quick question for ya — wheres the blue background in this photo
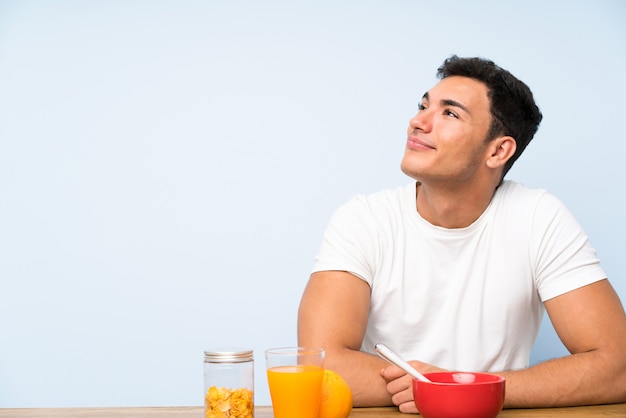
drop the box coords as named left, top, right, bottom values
left=1, top=0, right=625, bottom=408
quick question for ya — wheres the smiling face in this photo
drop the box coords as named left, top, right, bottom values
left=400, top=76, right=497, bottom=185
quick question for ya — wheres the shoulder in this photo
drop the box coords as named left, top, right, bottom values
left=339, top=183, right=415, bottom=214
left=496, top=180, right=547, bottom=201
left=325, top=183, right=415, bottom=234
left=489, top=181, right=579, bottom=238
left=495, top=180, right=564, bottom=213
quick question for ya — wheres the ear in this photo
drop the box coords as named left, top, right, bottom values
left=486, top=136, right=516, bottom=169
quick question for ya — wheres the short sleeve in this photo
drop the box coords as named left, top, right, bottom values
left=311, top=196, right=379, bottom=286
left=532, top=193, right=606, bottom=301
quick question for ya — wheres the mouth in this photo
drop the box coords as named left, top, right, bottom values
left=406, top=135, right=435, bottom=151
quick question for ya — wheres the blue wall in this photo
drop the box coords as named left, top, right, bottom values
left=1, top=0, right=624, bottom=408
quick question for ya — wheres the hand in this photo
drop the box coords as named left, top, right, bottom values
left=380, top=360, right=446, bottom=414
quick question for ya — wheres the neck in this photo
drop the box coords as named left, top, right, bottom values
left=414, top=179, right=500, bottom=229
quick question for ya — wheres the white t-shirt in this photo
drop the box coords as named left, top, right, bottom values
left=312, top=181, right=606, bottom=372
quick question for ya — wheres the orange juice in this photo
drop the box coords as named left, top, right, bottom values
left=267, top=365, right=324, bottom=418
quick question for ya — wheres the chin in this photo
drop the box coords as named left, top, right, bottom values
left=400, top=164, right=421, bottom=181
left=402, top=168, right=419, bottom=181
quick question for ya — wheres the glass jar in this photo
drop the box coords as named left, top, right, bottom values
left=204, top=348, right=254, bottom=418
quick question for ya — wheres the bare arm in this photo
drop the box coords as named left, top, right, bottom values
left=498, top=279, right=626, bottom=408
left=297, top=270, right=392, bottom=407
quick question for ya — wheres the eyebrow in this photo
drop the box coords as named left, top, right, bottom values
left=422, top=92, right=471, bottom=115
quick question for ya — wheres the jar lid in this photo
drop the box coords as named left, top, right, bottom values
left=204, top=348, right=253, bottom=363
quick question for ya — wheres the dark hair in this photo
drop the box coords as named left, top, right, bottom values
left=437, top=55, right=543, bottom=179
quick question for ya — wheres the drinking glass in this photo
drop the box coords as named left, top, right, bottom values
left=265, top=347, right=325, bottom=418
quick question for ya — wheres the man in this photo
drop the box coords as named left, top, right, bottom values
left=297, top=55, right=626, bottom=413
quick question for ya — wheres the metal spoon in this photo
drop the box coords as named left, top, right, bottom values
left=374, top=342, right=432, bottom=383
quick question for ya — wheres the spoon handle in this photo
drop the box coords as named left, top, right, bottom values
left=374, top=343, right=431, bottom=383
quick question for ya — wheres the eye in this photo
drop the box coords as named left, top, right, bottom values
left=418, top=103, right=427, bottom=111
left=444, top=109, right=459, bottom=119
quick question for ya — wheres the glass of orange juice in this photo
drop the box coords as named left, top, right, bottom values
left=265, top=347, right=325, bottom=418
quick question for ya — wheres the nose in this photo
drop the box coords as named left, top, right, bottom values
left=408, top=109, right=432, bottom=133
